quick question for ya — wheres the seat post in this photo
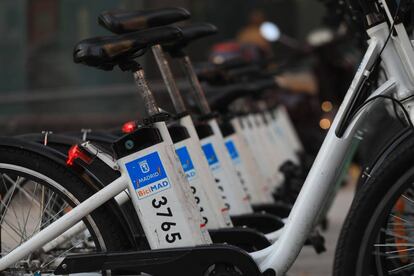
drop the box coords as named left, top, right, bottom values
left=151, top=45, right=187, bottom=114
left=133, top=67, right=160, bottom=116
left=178, top=54, right=211, bottom=115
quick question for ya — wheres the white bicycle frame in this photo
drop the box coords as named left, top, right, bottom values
left=3, top=3, right=414, bottom=274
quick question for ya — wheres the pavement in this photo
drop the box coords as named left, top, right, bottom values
left=288, top=186, right=355, bottom=276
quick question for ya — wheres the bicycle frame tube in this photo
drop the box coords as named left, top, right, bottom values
left=251, top=23, right=391, bottom=274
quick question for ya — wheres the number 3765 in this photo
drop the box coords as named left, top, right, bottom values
left=152, top=196, right=182, bottom=243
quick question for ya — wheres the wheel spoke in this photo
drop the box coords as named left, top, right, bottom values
left=388, top=261, right=414, bottom=274
left=381, top=228, right=414, bottom=243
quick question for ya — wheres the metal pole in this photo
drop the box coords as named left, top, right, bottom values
left=133, top=69, right=159, bottom=116
left=179, top=55, right=211, bottom=115
left=151, top=45, right=187, bottom=114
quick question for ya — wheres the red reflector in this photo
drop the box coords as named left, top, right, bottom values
left=66, top=145, right=92, bottom=166
left=122, top=121, right=137, bottom=133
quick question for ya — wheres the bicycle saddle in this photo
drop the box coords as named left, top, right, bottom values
left=164, top=23, right=218, bottom=55
left=73, top=26, right=182, bottom=70
left=98, top=7, right=190, bottom=34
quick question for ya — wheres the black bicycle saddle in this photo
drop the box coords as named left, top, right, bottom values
left=164, top=23, right=218, bottom=55
left=98, top=7, right=190, bottom=34
left=73, top=26, right=182, bottom=70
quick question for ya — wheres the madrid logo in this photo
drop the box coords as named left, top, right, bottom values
left=139, top=160, right=150, bottom=173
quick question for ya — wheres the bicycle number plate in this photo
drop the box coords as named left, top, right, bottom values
left=125, top=151, right=171, bottom=199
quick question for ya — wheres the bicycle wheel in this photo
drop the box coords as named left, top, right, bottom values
left=334, top=135, right=414, bottom=275
left=0, top=145, right=130, bottom=275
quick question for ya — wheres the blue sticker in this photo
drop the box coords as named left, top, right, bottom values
left=125, top=151, right=170, bottom=199
left=176, top=146, right=194, bottom=172
left=202, top=143, right=219, bottom=166
left=176, top=146, right=197, bottom=180
left=225, top=140, right=240, bottom=162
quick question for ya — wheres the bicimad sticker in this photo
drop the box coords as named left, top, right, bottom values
left=176, top=146, right=197, bottom=180
left=202, top=143, right=220, bottom=170
left=225, top=140, right=241, bottom=164
left=125, top=151, right=171, bottom=199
